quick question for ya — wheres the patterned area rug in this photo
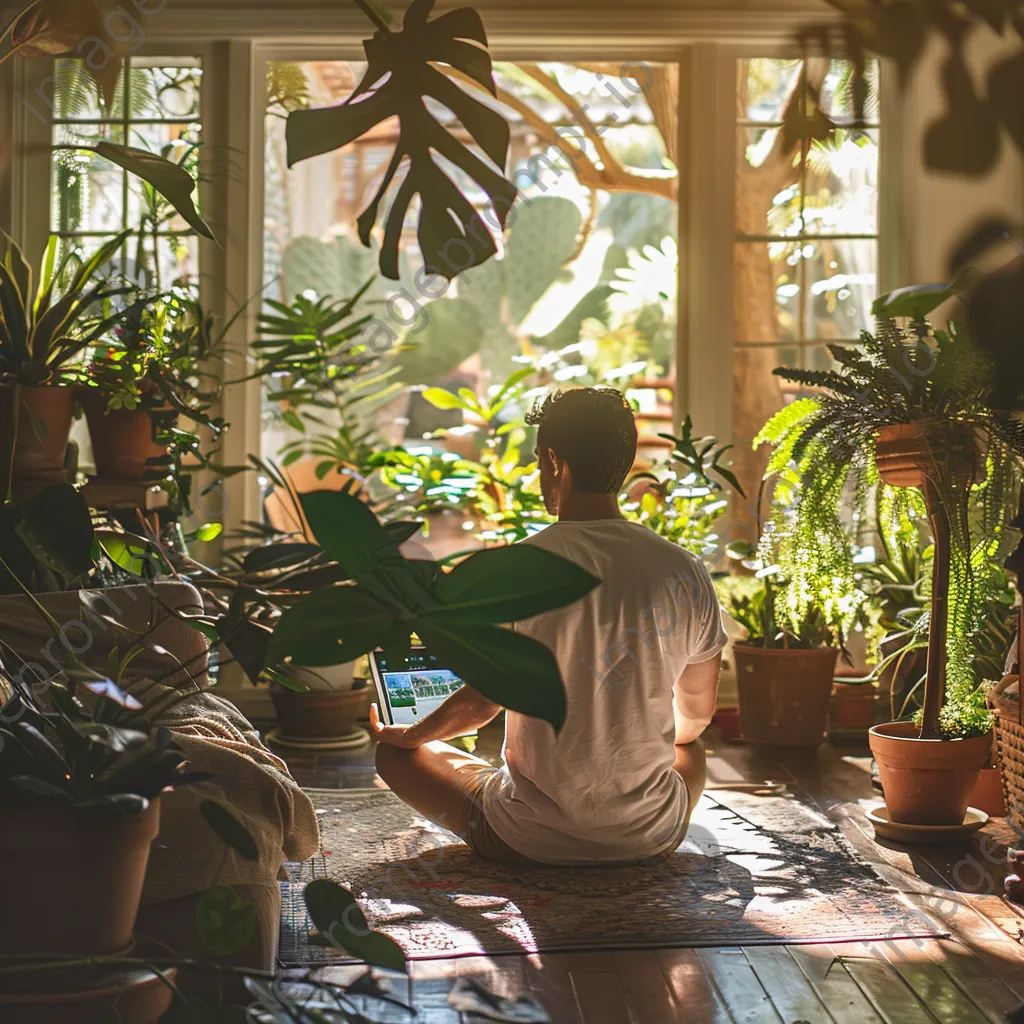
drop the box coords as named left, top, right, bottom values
left=279, top=786, right=944, bottom=964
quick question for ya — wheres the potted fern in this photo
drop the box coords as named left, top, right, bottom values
left=756, top=286, right=1022, bottom=825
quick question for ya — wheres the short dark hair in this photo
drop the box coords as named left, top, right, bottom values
left=526, top=387, right=638, bottom=493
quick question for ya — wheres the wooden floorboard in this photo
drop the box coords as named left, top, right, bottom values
left=289, top=729, right=1024, bottom=1023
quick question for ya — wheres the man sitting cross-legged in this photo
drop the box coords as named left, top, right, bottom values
left=372, top=387, right=727, bottom=866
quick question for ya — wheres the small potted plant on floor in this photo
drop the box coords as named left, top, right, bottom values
left=756, top=286, right=1023, bottom=825
left=723, top=569, right=842, bottom=748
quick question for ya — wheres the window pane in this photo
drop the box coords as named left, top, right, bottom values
left=736, top=127, right=802, bottom=237
left=819, top=59, right=880, bottom=125
left=51, top=153, right=123, bottom=235
left=53, top=122, right=124, bottom=148
left=803, top=238, right=876, bottom=340
left=734, top=240, right=802, bottom=344
left=803, top=129, right=878, bottom=235
left=129, top=61, right=202, bottom=120
left=52, top=58, right=123, bottom=120
left=738, top=58, right=803, bottom=123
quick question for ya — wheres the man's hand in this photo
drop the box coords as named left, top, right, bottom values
left=369, top=704, right=422, bottom=749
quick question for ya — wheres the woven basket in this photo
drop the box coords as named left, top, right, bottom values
left=993, top=687, right=1024, bottom=832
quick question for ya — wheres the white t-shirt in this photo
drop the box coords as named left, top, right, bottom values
left=479, top=518, right=728, bottom=864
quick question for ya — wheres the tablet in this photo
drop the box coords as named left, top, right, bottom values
left=368, top=646, right=466, bottom=727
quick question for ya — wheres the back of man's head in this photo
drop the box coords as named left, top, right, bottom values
left=526, top=387, right=638, bottom=493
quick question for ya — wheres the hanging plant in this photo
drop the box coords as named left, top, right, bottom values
left=285, top=0, right=517, bottom=281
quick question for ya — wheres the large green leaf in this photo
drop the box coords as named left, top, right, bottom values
left=413, top=619, right=567, bottom=730
left=304, top=878, right=407, bottom=972
left=16, top=483, right=95, bottom=585
left=433, top=544, right=599, bottom=623
left=199, top=800, right=260, bottom=862
left=267, top=585, right=394, bottom=667
left=285, top=0, right=516, bottom=280
left=93, top=141, right=215, bottom=241
left=872, top=282, right=952, bottom=319
left=195, top=885, right=260, bottom=957
left=299, top=490, right=395, bottom=575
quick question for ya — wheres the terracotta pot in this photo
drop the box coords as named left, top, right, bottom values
left=270, top=683, right=370, bottom=739
left=0, top=385, right=74, bottom=483
left=831, top=681, right=876, bottom=729
left=0, top=797, right=160, bottom=955
left=0, top=938, right=175, bottom=1024
left=970, top=765, right=1007, bottom=818
left=80, top=393, right=168, bottom=480
left=876, top=421, right=981, bottom=488
left=869, top=721, right=992, bottom=825
left=712, top=706, right=742, bottom=742
left=734, top=644, right=839, bottom=747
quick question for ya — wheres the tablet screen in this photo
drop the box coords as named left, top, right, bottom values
left=374, top=649, right=466, bottom=726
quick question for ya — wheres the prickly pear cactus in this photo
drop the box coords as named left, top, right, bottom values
left=280, top=234, right=415, bottom=304
left=401, top=196, right=609, bottom=382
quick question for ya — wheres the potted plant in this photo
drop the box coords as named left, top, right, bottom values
left=623, top=415, right=745, bottom=567
left=0, top=615, right=194, bottom=958
left=756, top=287, right=1023, bottom=824
left=0, top=232, right=135, bottom=496
left=80, top=290, right=229, bottom=508
left=723, top=571, right=841, bottom=748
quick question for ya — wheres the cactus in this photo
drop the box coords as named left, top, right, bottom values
left=278, top=197, right=613, bottom=384
left=398, top=195, right=613, bottom=382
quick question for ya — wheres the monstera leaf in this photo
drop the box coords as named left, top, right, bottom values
left=285, top=0, right=517, bottom=281
left=7, top=0, right=122, bottom=105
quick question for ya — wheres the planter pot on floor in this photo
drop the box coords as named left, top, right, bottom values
left=0, top=385, right=74, bottom=485
left=270, top=672, right=370, bottom=740
left=734, top=644, right=839, bottom=747
left=868, top=720, right=992, bottom=825
left=831, top=681, right=875, bottom=730
left=0, top=798, right=160, bottom=955
left=80, top=393, right=169, bottom=481
left=0, top=937, right=175, bottom=1024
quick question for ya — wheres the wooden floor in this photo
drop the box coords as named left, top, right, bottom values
left=270, top=724, right=1024, bottom=1023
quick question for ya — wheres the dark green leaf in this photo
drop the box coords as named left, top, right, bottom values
left=299, top=490, right=394, bottom=574
left=13, top=721, right=68, bottom=781
left=217, top=616, right=273, bottom=685
left=195, top=884, right=260, bottom=956
left=73, top=793, right=148, bottom=815
left=17, top=483, right=95, bottom=585
left=93, top=142, right=215, bottom=240
left=285, top=1, right=516, bottom=280
left=267, top=586, right=394, bottom=667
left=304, top=878, right=407, bottom=972
left=10, top=775, right=72, bottom=802
left=242, top=541, right=322, bottom=574
left=413, top=619, right=567, bottom=730
left=383, top=520, right=425, bottom=546
left=872, top=283, right=953, bottom=319
left=432, top=545, right=599, bottom=623
left=199, top=800, right=260, bottom=862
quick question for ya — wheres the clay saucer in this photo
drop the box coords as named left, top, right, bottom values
left=866, top=804, right=988, bottom=845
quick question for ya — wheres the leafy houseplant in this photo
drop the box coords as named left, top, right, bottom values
left=721, top=557, right=841, bottom=748
left=80, top=290, right=230, bottom=510
left=623, top=417, right=744, bottom=567
left=0, top=621, right=195, bottom=956
left=0, top=232, right=136, bottom=495
left=756, top=287, right=1024, bottom=824
left=188, top=480, right=599, bottom=736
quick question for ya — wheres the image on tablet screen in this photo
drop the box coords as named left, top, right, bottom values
left=379, top=652, right=465, bottom=726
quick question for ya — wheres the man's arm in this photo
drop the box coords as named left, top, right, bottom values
left=370, top=685, right=501, bottom=749
left=673, top=653, right=722, bottom=746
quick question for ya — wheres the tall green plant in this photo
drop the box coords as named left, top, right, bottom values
left=756, top=296, right=1024, bottom=737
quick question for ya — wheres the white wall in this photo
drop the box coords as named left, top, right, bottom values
left=897, top=30, right=1024, bottom=287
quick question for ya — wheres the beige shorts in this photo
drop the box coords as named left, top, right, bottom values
left=449, top=762, right=691, bottom=868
